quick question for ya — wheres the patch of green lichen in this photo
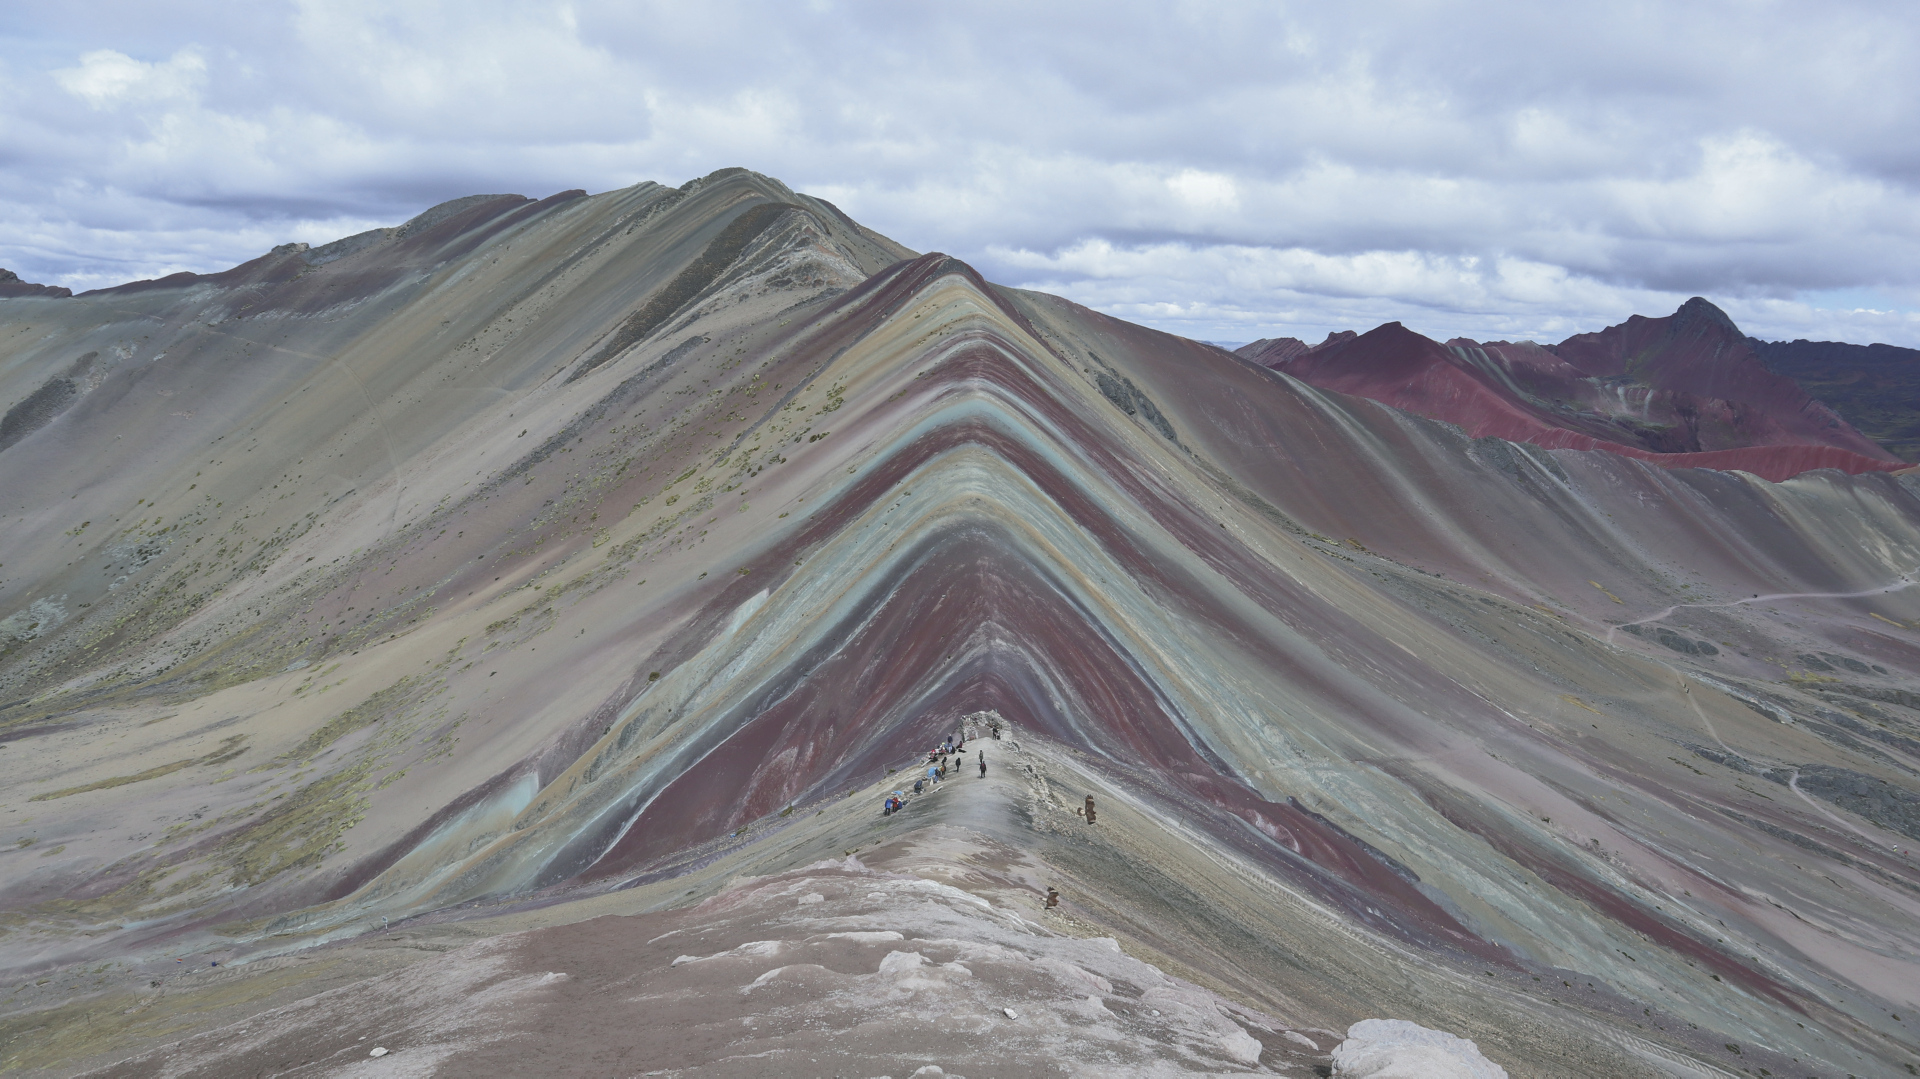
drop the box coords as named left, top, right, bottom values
left=281, top=677, right=422, bottom=763
left=0, top=618, right=305, bottom=734
left=0, top=953, right=347, bottom=1074
left=218, top=760, right=375, bottom=887
left=29, top=735, right=246, bottom=801
left=221, top=670, right=453, bottom=886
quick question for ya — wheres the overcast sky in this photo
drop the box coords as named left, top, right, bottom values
left=5, top=1, right=1920, bottom=347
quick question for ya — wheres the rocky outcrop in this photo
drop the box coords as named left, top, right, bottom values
left=0, top=268, right=71, bottom=298
left=1332, top=1019, right=1508, bottom=1078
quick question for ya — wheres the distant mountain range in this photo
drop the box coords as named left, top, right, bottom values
left=1748, top=336, right=1920, bottom=461
left=1239, top=298, right=1918, bottom=481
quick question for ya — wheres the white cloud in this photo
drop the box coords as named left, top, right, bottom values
left=53, top=47, right=206, bottom=109
left=5, top=1, right=1920, bottom=346
left=1166, top=169, right=1240, bottom=215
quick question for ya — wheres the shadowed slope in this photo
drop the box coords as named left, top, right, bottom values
left=1752, top=336, right=1920, bottom=462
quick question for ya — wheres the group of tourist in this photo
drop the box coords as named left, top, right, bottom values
left=867, top=718, right=1068, bottom=916
left=881, top=728, right=988, bottom=815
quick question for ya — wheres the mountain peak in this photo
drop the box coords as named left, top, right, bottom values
left=0, top=268, right=71, bottom=299
left=1668, top=295, right=1742, bottom=339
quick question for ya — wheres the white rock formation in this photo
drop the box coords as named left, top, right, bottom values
left=1331, top=1018, right=1507, bottom=1078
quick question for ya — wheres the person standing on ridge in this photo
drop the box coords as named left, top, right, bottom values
left=1084, top=795, right=1097, bottom=824
left=978, top=751, right=987, bottom=777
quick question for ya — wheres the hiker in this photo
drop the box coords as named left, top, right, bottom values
left=937, top=763, right=947, bottom=779
left=1085, top=795, right=1097, bottom=824
left=978, top=752, right=987, bottom=776
left=883, top=796, right=895, bottom=815
left=990, top=722, right=1001, bottom=740
left=1045, top=887, right=1060, bottom=909
left=914, top=777, right=925, bottom=794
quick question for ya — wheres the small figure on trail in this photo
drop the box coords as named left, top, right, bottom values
left=1084, top=795, right=1097, bottom=824
left=937, top=763, right=947, bottom=779
left=979, top=751, right=987, bottom=777
left=914, top=778, right=925, bottom=794
left=883, top=796, right=897, bottom=815
left=927, top=765, right=939, bottom=784
left=1045, top=887, right=1060, bottom=909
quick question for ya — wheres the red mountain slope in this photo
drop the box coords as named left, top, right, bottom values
left=1238, top=299, right=1905, bottom=482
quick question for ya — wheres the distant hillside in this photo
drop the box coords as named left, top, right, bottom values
left=1238, top=298, right=1905, bottom=481
left=1750, top=337, right=1920, bottom=462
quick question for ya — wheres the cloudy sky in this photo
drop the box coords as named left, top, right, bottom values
left=5, top=1, right=1919, bottom=346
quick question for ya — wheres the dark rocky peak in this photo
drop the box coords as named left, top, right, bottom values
left=0, top=269, right=71, bottom=299
left=1671, top=295, right=1739, bottom=335
left=1236, top=328, right=1370, bottom=369
left=1312, top=322, right=1433, bottom=359
left=399, top=193, right=526, bottom=235
left=1282, top=320, right=1460, bottom=385
left=1550, top=296, right=1772, bottom=400
left=1234, top=337, right=1310, bottom=368
left=299, top=226, right=399, bottom=267
left=677, top=167, right=805, bottom=204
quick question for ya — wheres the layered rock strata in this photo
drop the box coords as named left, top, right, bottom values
left=1, top=169, right=1917, bottom=1076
